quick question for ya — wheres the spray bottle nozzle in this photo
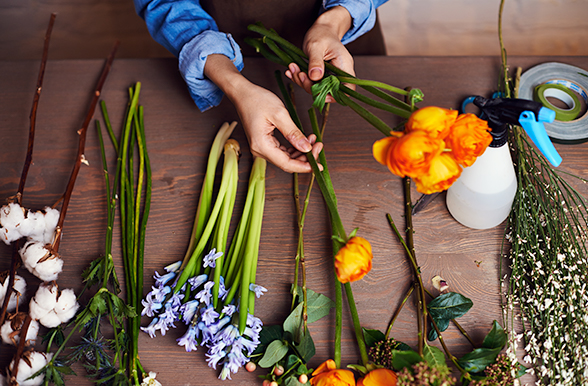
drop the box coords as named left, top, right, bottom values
left=471, top=96, right=561, bottom=167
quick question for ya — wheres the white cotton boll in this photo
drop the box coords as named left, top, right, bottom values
left=55, top=288, right=79, bottom=320
left=56, top=305, right=77, bottom=324
left=39, top=310, right=61, bottom=328
left=0, top=318, right=39, bottom=345
left=1, top=226, right=22, bottom=245
left=21, top=210, right=46, bottom=243
left=19, top=241, right=49, bottom=271
left=33, top=257, right=64, bottom=282
left=28, top=298, right=51, bottom=321
left=32, top=283, right=58, bottom=310
left=0, top=203, right=25, bottom=229
left=5, top=275, right=27, bottom=312
left=10, top=351, right=49, bottom=386
left=42, top=207, right=59, bottom=244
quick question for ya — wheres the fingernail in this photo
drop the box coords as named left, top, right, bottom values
left=285, top=71, right=292, bottom=79
left=298, top=138, right=312, bottom=152
left=309, top=68, right=323, bottom=80
left=299, top=72, right=306, bottom=83
left=288, top=63, right=296, bottom=73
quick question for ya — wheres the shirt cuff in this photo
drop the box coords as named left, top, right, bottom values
left=324, top=0, right=377, bottom=45
left=178, top=30, right=244, bottom=111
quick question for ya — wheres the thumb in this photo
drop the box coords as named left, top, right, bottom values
left=307, top=49, right=326, bottom=82
left=274, top=114, right=312, bottom=153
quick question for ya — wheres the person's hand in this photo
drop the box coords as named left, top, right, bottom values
left=285, top=5, right=356, bottom=102
left=204, top=54, right=323, bottom=173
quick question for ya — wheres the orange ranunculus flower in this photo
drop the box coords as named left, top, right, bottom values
left=372, top=131, right=444, bottom=178
left=357, top=368, right=398, bottom=386
left=413, top=152, right=462, bottom=194
left=310, top=359, right=356, bottom=386
left=445, top=113, right=492, bottom=167
left=334, top=237, right=373, bottom=283
left=406, top=106, right=458, bottom=139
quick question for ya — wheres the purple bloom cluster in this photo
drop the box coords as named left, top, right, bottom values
left=140, top=250, right=267, bottom=380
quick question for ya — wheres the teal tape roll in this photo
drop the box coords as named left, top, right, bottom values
left=519, top=62, right=588, bottom=144
left=534, top=83, right=581, bottom=122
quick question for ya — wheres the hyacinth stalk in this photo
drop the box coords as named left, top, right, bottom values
left=497, top=1, right=588, bottom=384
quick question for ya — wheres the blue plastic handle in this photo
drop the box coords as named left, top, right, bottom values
left=518, top=109, right=562, bottom=167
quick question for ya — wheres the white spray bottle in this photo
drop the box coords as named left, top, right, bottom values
left=446, top=96, right=561, bottom=229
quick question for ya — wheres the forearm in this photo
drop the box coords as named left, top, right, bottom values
left=203, top=54, right=250, bottom=105
left=314, top=6, right=352, bottom=41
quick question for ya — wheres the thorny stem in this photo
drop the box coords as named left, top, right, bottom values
left=430, top=315, right=471, bottom=381
left=0, top=13, right=56, bottom=327
left=53, top=40, right=119, bottom=251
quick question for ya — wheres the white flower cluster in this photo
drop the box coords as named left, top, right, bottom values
left=7, top=351, right=52, bottom=386
left=1, top=313, right=40, bottom=346
left=19, top=240, right=63, bottom=282
left=29, top=283, right=79, bottom=328
left=0, top=273, right=26, bottom=312
left=0, top=203, right=59, bottom=245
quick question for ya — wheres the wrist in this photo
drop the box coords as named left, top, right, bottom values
left=317, top=5, right=352, bottom=40
left=204, top=54, right=251, bottom=103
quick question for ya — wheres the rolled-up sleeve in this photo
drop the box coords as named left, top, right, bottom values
left=324, top=0, right=388, bottom=44
left=134, top=0, right=244, bottom=111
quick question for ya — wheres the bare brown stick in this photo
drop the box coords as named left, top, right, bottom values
left=0, top=13, right=56, bottom=327
left=8, top=314, right=32, bottom=386
left=17, top=13, right=56, bottom=199
left=53, top=40, right=119, bottom=251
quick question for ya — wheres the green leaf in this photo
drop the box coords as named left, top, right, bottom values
left=423, top=344, right=447, bottom=369
left=311, top=75, right=341, bottom=112
left=395, top=341, right=412, bottom=351
left=258, top=340, right=289, bottom=368
left=427, top=292, right=473, bottom=320
left=457, top=347, right=502, bottom=373
left=427, top=318, right=450, bottom=341
left=283, top=289, right=334, bottom=341
left=391, top=350, right=423, bottom=371
left=253, top=325, right=285, bottom=356
left=286, top=354, right=301, bottom=372
left=482, top=321, right=506, bottom=350
left=295, top=329, right=316, bottom=363
left=362, top=328, right=386, bottom=348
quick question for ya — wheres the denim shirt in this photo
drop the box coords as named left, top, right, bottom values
left=134, top=0, right=388, bottom=111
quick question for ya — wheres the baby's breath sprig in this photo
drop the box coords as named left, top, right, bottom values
left=498, top=1, right=588, bottom=383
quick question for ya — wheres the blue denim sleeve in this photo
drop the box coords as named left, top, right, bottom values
left=324, top=0, right=388, bottom=44
left=133, top=0, right=244, bottom=111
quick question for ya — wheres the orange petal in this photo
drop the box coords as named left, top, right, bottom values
left=372, top=136, right=396, bottom=166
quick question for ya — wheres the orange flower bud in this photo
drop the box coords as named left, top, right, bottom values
left=357, top=369, right=398, bottom=386
left=372, top=131, right=444, bottom=178
left=414, top=152, right=462, bottom=194
left=310, top=360, right=356, bottom=386
left=334, top=237, right=373, bottom=283
left=406, top=106, right=458, bottom=139
left=445, top=113, right=492, bottom=167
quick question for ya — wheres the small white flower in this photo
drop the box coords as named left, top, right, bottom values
left=141, top=371, right=162, bottom=386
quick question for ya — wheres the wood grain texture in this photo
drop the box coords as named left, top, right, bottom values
left=0, top=56, right=587, bottom=384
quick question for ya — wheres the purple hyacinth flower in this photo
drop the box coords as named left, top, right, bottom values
left=177, top=324, right=199, bottom=352
left=249, top=284, right=267, bottom=298
left=203, top=248, right=223, bottom=269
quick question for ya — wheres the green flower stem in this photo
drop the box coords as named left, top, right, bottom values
left=213, top=143, right=239, bottom=307
left=336, top=77, right=410, bottom=101
left=334, top=274, right=343, bottom=369
left=265, top=38, right=294, bottom=68
left=343, top=282, right=369, bottom=366
left=339, top=85, right=412, bottom=119
left=243, top=37, right=285, bottom=66
left=182, top=122, right=237, bottom=269
left=238, top=158, right=267, bottom=332
left=336, top=91, right=394, bottom=136
left=247, top=23, right=306, bottom=59
left=385, top=283, right=415, bottom=339
left=429, top=316, right=471, bottom=381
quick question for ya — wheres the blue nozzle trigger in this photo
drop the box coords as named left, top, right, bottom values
left=518, top=109, right=562, bottom=167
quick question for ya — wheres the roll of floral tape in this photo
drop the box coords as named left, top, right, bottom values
left=534, top=83, right=581, bottom=122
left=519, top=62, right=588, bottom=144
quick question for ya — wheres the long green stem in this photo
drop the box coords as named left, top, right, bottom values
left=344, top=282, right=369, bottom=366
left=386, top=284, right=415, bottom=339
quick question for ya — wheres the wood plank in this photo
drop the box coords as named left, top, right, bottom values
left=0, top=56, right=586, bottom=384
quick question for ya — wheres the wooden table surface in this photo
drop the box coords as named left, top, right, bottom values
left=1, top=56, right=587, bottom=385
